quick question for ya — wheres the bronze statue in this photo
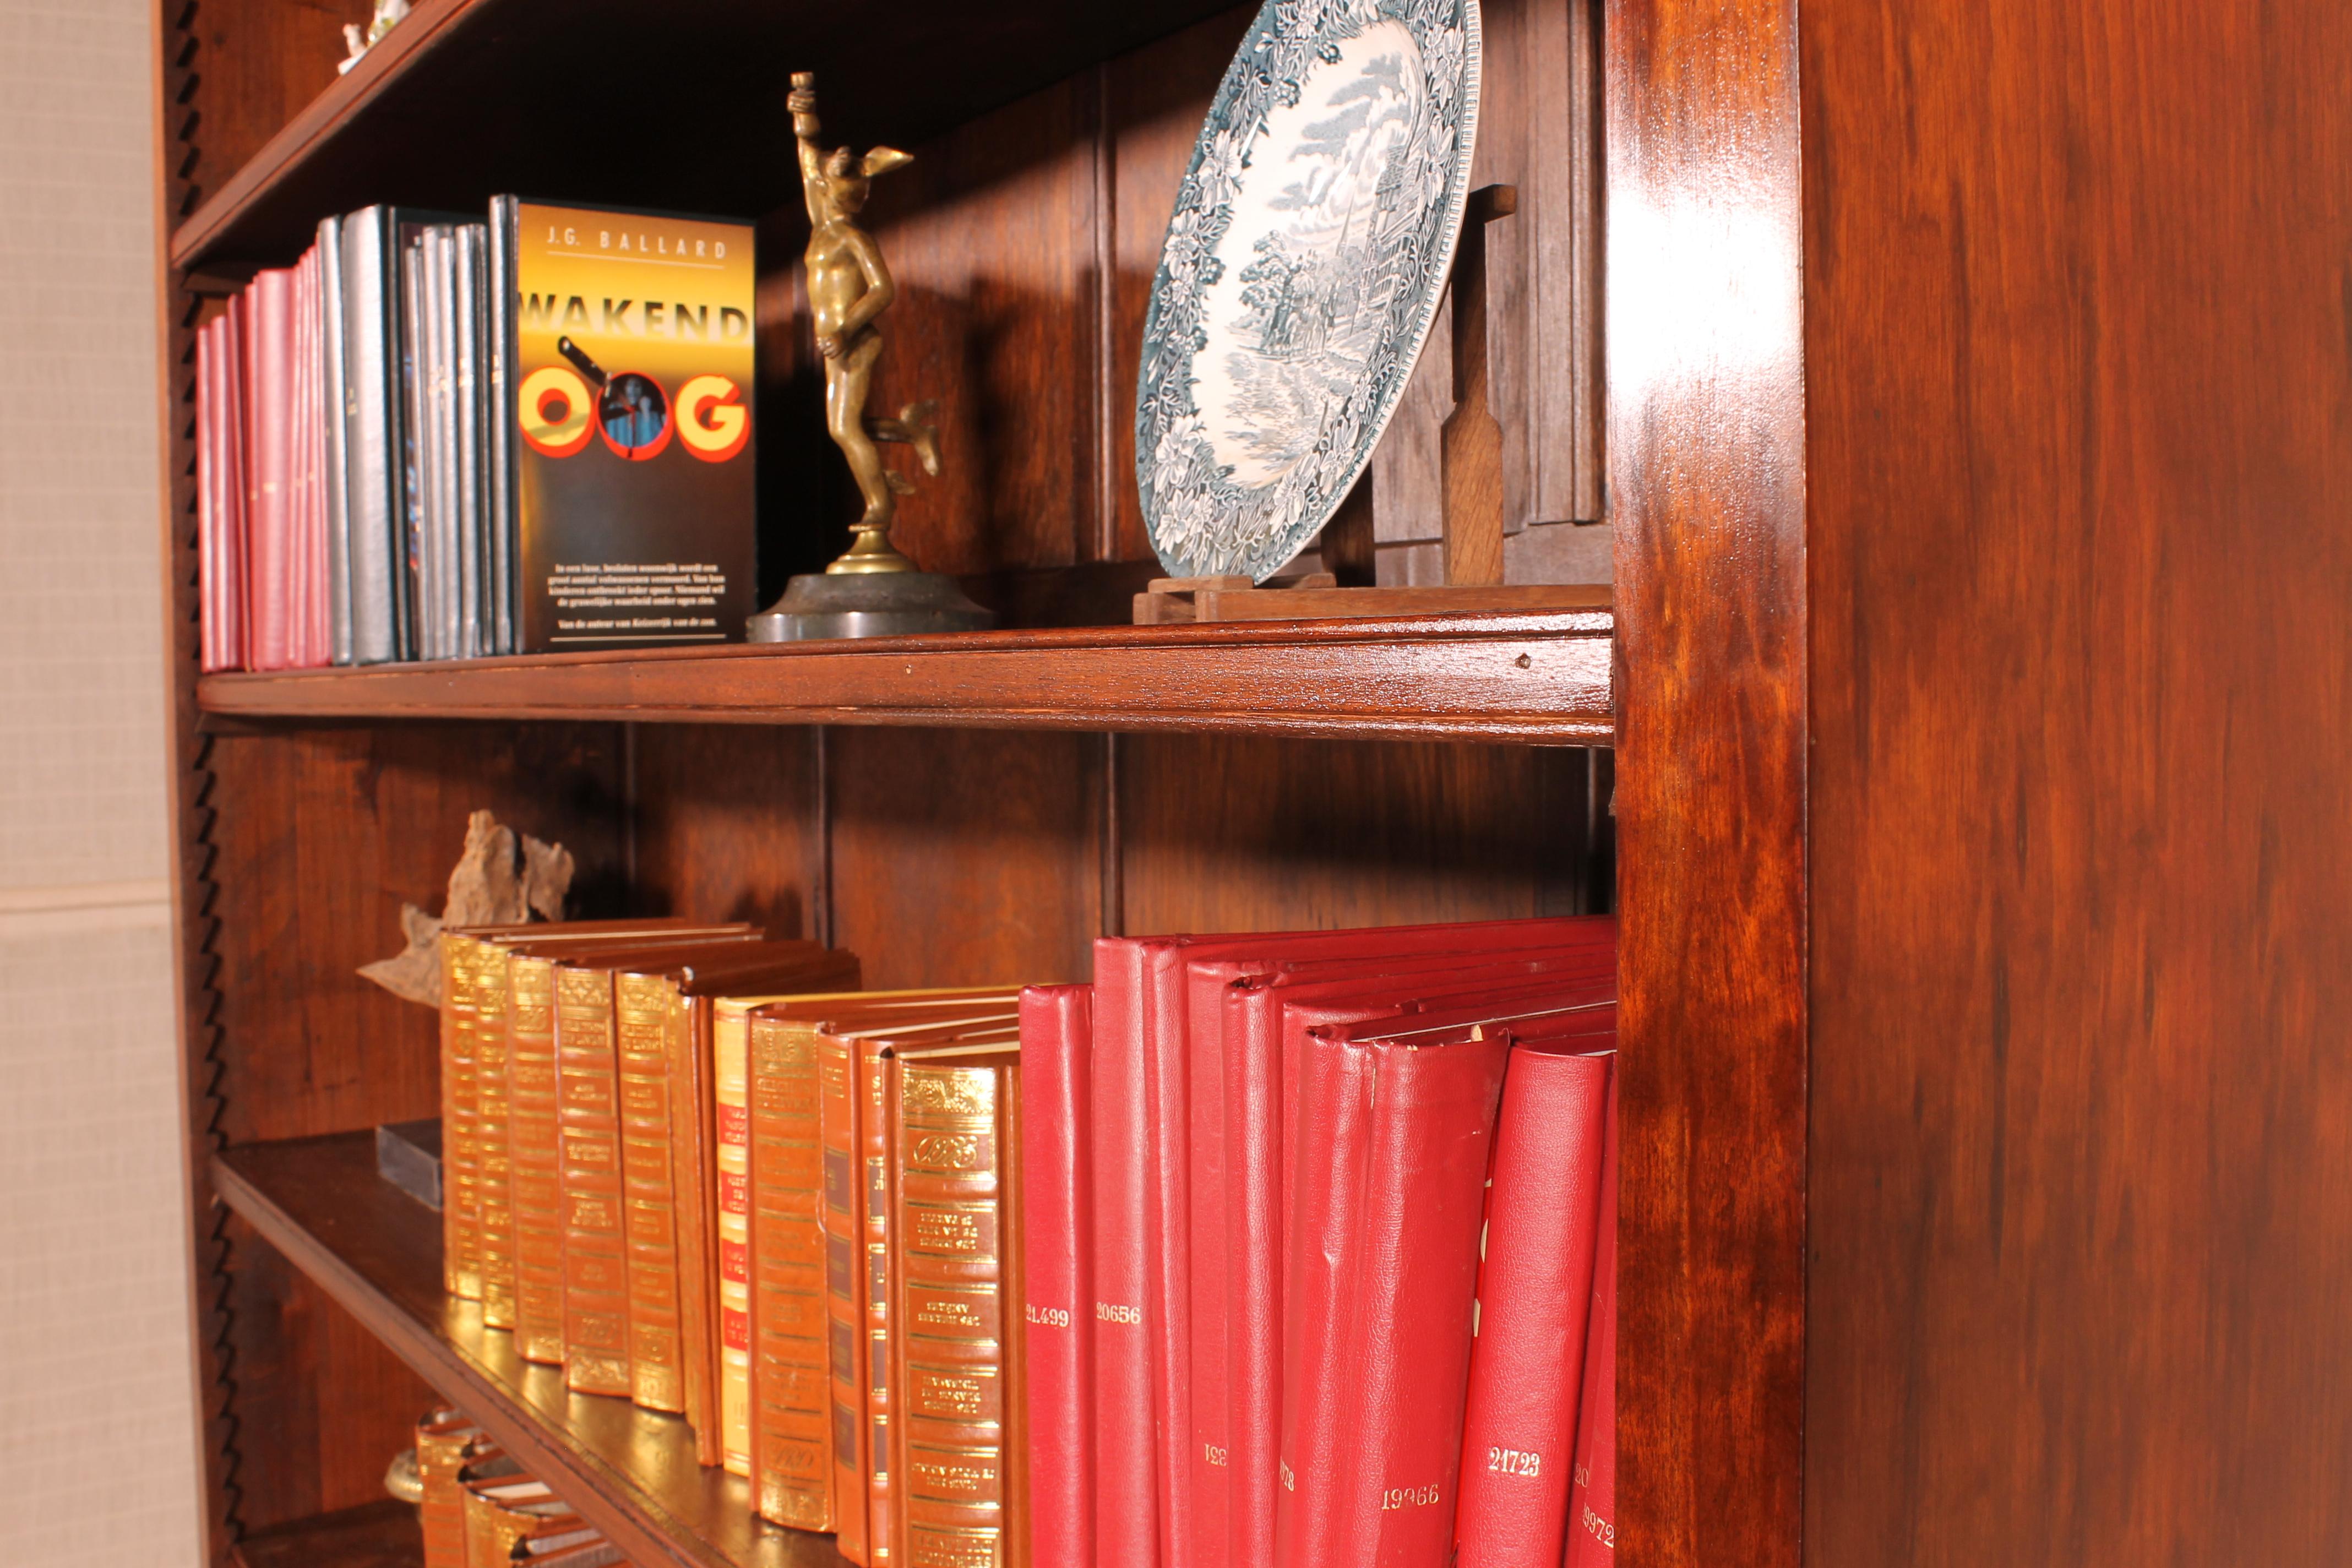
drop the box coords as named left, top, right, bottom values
left=791, top=72, right=940, bottom=574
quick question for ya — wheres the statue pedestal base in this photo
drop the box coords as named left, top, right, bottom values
left=746, top=570, right=996, bottom=642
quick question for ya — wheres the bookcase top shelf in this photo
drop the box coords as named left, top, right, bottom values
left=195, top=611, right=1616, bottom=743
left=172, top=0, right=1239, bottom=271
left=214, top=1134, right=848, bottom=1568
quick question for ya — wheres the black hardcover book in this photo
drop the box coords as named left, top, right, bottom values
left=497, top=198, right=757, bottom=652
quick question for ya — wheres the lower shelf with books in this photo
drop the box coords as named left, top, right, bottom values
left=212, top=1134, right=850, bottom=1568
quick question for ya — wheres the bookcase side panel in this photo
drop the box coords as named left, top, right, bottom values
left=1605, top=0, right=1809, bottom=1563
left=1803, top=0, right=2352, bottom=1559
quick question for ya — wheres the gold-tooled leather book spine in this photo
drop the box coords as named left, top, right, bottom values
left=819, top=1029, right=872, bottom=1563
left=672, top=993, right=722, bottom=1466
left=860, top=1037, right=899, bottom=1565
left=464, top=1487, right=576, bottom=1568
left=890, top=1056, right=1027, bottom=1568
left=508, top=953, right=569, bottom=1364
left=556, top=963, right=634, bottom=1396
left=616, top=971, right=689, bottom=1413
left=439, top=933, right=484, bottom=1299
left=714, top=997, right=756, bottom=1475
left=748, top=1015, right=836, bottom=1529
left=413, top=1409, right=483, bottom=1568
left=475, top=941, right=520, bottom=1329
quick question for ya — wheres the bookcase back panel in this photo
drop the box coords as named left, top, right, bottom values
left=210, top=723, right=628, bottom=1144
left=1120, top=736, right=1607, bottom=934
left=628, top=723, right=823, bottom=937
left=223, top=1219, right=438, bottom=1531
left=174, top=0, right=348, bottom=233
left=825, top=727, right=1106, bottom=987
left=755, top=0, right=1601, bottom=591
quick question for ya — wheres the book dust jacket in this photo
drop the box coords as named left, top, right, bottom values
left=507, top=200, right=755, bottom=650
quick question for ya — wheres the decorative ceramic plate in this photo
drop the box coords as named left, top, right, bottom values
left=1136, top=0, right=1482, bottom=581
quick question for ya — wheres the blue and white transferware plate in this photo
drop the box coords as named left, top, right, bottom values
left=1136, top=0, right=1482, bottom=581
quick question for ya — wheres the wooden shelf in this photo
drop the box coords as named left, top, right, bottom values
left=172, top=0, right=1239, bottom=270
left=197, top=611, right=1616, bottom=743
left=232, top=1500, right=422, bottom=1568
left=213, top=1134, right=848, bottom=1568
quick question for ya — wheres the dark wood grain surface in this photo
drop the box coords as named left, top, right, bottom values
left=171, top=0, right=1243, bottom=270
left=230, top=1499, right=422, bottom=1568
left=1803, top=0, right=2352, bottom=1560
left=205, top=722, right=626, bottom=1528
left=214, top=1134, right=850, bottom=1568
left=1607, top=0, right=1808, bottom=1565
left=194, top=613, right=1616, bottom=744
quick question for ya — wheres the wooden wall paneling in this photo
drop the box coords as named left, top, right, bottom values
left=1105, top=6, right=1257, bottom=564
left=628, top=724, right=821, bottom=937
left=1117, top=736, right=1596, bottom=935
left=204, top=722, right=625, bottom=1528
left=1803, top=1, right=2352, bottom=1560
left=176, top=0, right=349, bottom=228
left=825, top=728, right=1100, bottom=988
left=836, top=79, right=1096, bottom=577
left=210, top=725, right=626, bottom=1145
left=1606, top=0, right=1806, bottom=1563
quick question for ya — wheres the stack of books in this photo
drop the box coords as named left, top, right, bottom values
left=435, top=923, right=1038, bottom=1563
left=436, top=914, right=1620, bottom=1567
left=198, top=198, right=758, bottom=671
left=199, top=208, right=515, bottom=671
left=415, top=1406, right=629, bottom=1568
left=1018, top=915, right=1620, bottom=1568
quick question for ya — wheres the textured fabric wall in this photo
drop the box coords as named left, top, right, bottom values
left=0, top=2, right=201, bottom=1564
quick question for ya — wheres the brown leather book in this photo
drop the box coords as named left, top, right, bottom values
left=413, top=1407, right=485, bottom=1568
left=889, top=1040, right=1029, bottom=1568
left=743, top=992, right=1021, bottom=1532
left=614, top=943, right=858, bottom=1426
left=498, top=923, right=760, bottom=1364
left=444, top=917, right=752, bottom=1328
left=705, top=982, right=875, bottom=1485
left=470, top=940, right=520, bottom=1329
left=556, top=958, right=641, bottom=1396
left=855, top=1014, right=1022, bottom=1564
left=438, top=933, right=486, bottom=1300
left=459, top=1458, right=577, bottom=1568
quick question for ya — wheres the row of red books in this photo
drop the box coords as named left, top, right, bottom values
left=1018, top=915, right=1619, bottom=1568
left=197, top=248, right=334, bottom=672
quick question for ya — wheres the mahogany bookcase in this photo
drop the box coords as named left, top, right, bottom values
left=152, top=1, right=2352, bottom=1566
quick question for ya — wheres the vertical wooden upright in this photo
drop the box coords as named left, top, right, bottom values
left=1608, top=1, right=1808, bottom=1566
left=1803, top=0, right=2352, bottom=1561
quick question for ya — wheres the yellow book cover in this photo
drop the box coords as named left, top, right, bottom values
left=500, top=197, right=755, bottom=651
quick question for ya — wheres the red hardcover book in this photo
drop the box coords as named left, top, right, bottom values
left=296, top=242, right=330, bottom=666
left=1087, top=939, right=1161, bottom=1568
left=288, top=247, right=315, bottom=667
left=1218, top=939, right=1616, bottom=1568
left=1337, top=1030, right=1512, bottom=1567
left=1453, top=1042, right=1615, bottom=1568
left=1275, top=988, right=1616, bottom=1568
left=1269, top=1025, right=1376, bottom=1568
left=1564, top=1083, right=1618, bottom=1567
left=197, top=309, right=248, bottom=672
left=1019, top=984, right=1095, bottom=1568
left=242, top=265, right=297, bottom=671
left=1092, top=917, right=1611, bottom=1568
